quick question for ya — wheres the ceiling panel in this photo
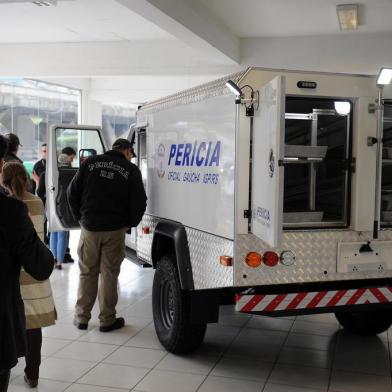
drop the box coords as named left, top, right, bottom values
left=198, top=0, right=392, bottom=38
left=0, top=0, right=175, bottom=43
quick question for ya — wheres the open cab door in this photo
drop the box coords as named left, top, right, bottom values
left=47, top=124, right=106, bottom=232
left=251, top=76, right=286, bottom=248
left=124, top=123, right=147, bottom=253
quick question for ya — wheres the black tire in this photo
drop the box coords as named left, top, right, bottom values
left=335, top=309, right=392, bottom=335
left=152, top=255, right=206, bottom=353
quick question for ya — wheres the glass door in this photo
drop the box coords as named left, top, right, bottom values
left=283, top=97, right=351, bottom=228
left=381, top=103, right=392, bottom=226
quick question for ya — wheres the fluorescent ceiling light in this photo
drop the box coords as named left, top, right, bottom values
left=377, top=68, right=392, bottom=86
left=336, top=4, right=358, bottom=31
left=334, top=101, right=351, bottom=115
left=226, top=80, right=242, bottom=96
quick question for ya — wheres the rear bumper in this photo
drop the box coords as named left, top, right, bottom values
left=235, top=286, right=392, bottom=316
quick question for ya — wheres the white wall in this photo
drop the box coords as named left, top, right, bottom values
left=241, top=33, right=392, bottom=75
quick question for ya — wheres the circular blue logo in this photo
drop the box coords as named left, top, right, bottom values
left=157, top=143, right=166, bottom=178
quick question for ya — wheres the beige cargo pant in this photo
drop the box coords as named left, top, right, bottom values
left=75, top=227, right=126, bottom=327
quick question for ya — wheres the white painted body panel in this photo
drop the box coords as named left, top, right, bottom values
left=135, top=67, right=392, bottom=289
left=142, top=94, right=236, bottom=240
left=251, top=76, right=285, bottom=248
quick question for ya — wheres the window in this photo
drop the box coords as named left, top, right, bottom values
left=102, top=104, right=136, bottom=146
left=55, top=127, right=104, bottom=168
left=381, top=103, right=392, bottom=226
left=0, top=78, right=81, bottom=172
left=283, top=97, right=352, bottom=228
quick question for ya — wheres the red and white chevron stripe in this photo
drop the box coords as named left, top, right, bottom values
left=235, top=287, right=392, bottom=313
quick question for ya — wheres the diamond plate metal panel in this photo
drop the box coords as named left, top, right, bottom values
left=136, top=215, right=159, bottom=263
left=186, top=228, right=234, bottom=290
left=138, top=69, right=250, bottom=115
left=137, top=216, right=234, bottom=289
left=234, top=230, right=392, bottom=286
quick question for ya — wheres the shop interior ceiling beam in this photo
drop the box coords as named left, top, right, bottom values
left=115, top=0, right=240, bottom=65
left=0, top=41, right=240, bottom=77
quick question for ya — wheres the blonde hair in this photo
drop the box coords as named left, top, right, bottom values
left=2, top=161, right=29, bottom=200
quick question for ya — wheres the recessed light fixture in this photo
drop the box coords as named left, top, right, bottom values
left=336, top=4, right=358, bottom=31
left=32, top=0, right=57, bottom=6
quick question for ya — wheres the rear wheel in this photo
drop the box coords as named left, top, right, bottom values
left=335, top=309, right=392, bottom=335
left=152, top=255, right=206, bottom=353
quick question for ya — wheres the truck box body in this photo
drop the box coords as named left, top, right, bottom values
left=134, top=67, right=392, bottom=295
left=46, top=67, right=392, bottom=352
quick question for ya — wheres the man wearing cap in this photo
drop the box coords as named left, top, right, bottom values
left=4, top=133, right=23, bottom=163
left=67, top=138, right=147, bottom=332
left=0, top=133, right=24, bottom=195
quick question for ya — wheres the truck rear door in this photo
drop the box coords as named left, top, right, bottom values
left=251, top=75, right=286, bottom=248
left=47, top=124, right=105, bottom=232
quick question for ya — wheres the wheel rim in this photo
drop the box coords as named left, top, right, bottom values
left=160, top=279, right=175, bottom=330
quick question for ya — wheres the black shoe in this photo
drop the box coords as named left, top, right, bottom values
left=73, top=319, right=88, bottom=330
left=55, top=263, right=62, bottom=270
left=99, top=317, right=125, bottom=332
left=63, top=253, right=74, bottom=263
left=24, top=374, right=38, bottom=388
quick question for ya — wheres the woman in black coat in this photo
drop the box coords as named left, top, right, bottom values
left=0, top=136, right=54, bottom=392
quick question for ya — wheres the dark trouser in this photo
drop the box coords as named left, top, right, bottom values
left=24, top=328, right=42, bottom=380
left=0, top=369, right=10, bottom=392
left=44, top=217, right=49, bottom=245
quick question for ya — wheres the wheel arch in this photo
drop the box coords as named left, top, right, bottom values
left=152, top=220, right=194, bottom=290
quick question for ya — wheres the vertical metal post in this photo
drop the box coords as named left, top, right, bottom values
left=309, top=113, right=318, bottom=210
left=373, top=87, right=384, bottom=239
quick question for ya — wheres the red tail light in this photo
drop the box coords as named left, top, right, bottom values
left=263, top=251, right=279, bottom=267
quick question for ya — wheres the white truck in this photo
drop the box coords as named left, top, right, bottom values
left=47, top=67, right=392, bottom=354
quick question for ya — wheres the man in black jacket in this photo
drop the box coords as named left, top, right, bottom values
left=3, top=133, right=23, bottom=164
left=67, top=138, right=147, bottom=332
left=0, top=135, right=54, bottom=391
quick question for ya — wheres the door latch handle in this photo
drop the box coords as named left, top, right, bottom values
left=367, top=137, right=378, bottom=146
left=359, top=241, right=373, bottom=253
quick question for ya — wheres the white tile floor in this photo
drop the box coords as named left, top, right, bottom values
left=8, top=232, right=392, bottom=391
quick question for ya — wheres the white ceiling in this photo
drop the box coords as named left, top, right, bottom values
left=0, top=0, right=174, bottom=43
left=1, top=0, right=392, bottom=105
left=198, top=0, right=392, bottom=37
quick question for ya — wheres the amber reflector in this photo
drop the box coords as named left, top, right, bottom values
left=245, top=252, right=262, bottom=268
left=220, top=256, right=233, bottom=267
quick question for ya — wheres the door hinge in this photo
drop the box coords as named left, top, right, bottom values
left=244, top=209, right=251, bottom=219
left=342, top=157, right=356, bottom=173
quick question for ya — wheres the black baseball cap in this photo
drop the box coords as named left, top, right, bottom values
left=112, top=138, right=133, bottom=150
left=4, top=133, right=22, bottom=147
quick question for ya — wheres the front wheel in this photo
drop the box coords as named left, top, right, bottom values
left=152, top=255, right=206, bottom=353
left=335, top=309, right=392, bottom=335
